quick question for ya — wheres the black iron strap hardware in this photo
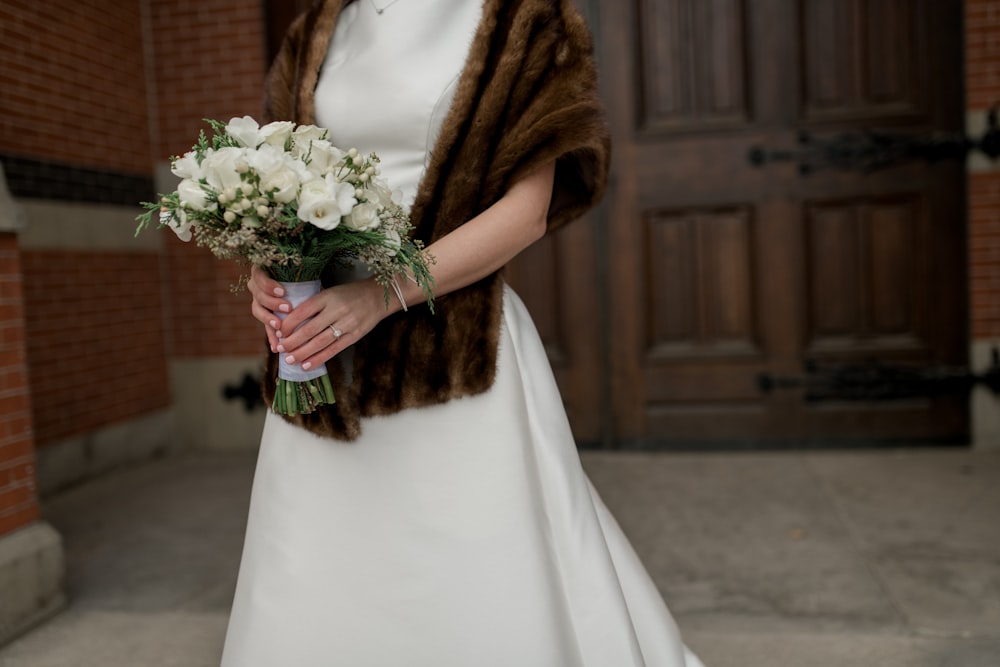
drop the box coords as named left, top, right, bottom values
left=758, top=351, right=1000, bottom=402
left=749, top=107, right=1000, bottom=174
left=222, top=372, right=265, bottom=412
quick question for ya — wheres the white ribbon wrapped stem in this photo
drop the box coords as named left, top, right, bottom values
left=276, top=280, right=329, bottom=382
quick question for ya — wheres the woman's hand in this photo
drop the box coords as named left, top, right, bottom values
left=271, top=278, right=389, bottom=371
left=249, top=265, right=391, bottom=369
left=248, top=265, right=290, bottom=353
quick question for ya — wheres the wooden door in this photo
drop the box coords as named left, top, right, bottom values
left=587, top=0, right=967, bottom=446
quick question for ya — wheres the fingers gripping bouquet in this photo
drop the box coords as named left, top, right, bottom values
left=136, top=117, right=435, bottom=416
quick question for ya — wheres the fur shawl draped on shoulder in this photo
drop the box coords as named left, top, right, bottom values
left=261, top=0, right=610, bottom=440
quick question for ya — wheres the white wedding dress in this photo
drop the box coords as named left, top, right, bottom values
left=221, top=2, right=703, bottom=665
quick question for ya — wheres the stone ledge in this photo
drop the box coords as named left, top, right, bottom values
left=170, top=357, right=266, bottom=451
left=0, top=163, right=27, bottom=233
left=971, top=340, right=1000, bottom=450
left=968, top=109, right=1000, bottom=174
left=0, top=522, right=66, bottom=647
left=36, top=409, right=179, bottom=497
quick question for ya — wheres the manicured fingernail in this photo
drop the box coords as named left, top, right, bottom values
left=277, top=344, right=285, bottom=353
left=270, top=345, right=276, bottom=353
left=279, top=304, right=290, bottom=313
left=273, top=287, right=285, bottom=297
left=285, top=355, right=295, bottom=364
left=302, top=362, right=312, bottom=370
left=269, top=320, right=278, bottom=329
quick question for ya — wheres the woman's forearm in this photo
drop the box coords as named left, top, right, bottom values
left=380, top=161, right=555, bottom=314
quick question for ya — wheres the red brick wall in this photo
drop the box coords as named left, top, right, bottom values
left=0, top=0, right=273, bottom=535
left=21, top=251, right=171, bottom=445
left=3, top=0, right=268, bottom=456
left=150, top=0, right=269, bottom=158
left=0, top=235, right=39, bottom=537
left=967, top=1, right=1000, bottom=110
left=149, top=0, right=269, bottom=357
left=0, top=1, right=151, bottom=175
left=971, top=173, right=1000, bottom=338
left=165, top=237, right=262, bottom=357
left=968, top=0, right=1000, bottom=339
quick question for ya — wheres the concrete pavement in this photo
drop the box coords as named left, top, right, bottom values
left=0, top=447, right=997, bottom=666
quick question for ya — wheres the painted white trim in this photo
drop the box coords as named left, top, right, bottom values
left=17, top=200, right=162, bottom=251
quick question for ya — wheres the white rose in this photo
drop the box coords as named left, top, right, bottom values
left=160, top=208, right=192, bottom=242
left=259, top=121, right=295, bottom=148
left=343, top=201, right=381, bottom=231
left=171, top=152, right=202, bottom=180
left=291, top=124, right=327, bottom=152
left=201, top=147, right=245, bottom=193
left=225, top=116, right=261, bottom=148
left=297, top=175, right=357, bottom=230
left=177, top=178, right=213, bottom=212
left=260, top=165, right=300, bottom=204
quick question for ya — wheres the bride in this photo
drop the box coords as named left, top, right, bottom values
left=221, top=0, right=704, bottom=665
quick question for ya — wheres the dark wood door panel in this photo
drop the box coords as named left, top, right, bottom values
left=803, top=194, right=931, bottom=356
left=800, top=0, right=929, bottom=122
left=642, top=206, right=760, bottom=358
left=603, top=0, right=966, bottom=446
left=636, top=0, right=751, bottom=132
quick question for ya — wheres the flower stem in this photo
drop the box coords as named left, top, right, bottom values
left=272, top=375, right=336, bottom=416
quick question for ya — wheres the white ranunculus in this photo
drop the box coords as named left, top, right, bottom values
left=260, top=165, right=300, bottom=204
left=161, top=208, right=193, bottom=242
left=226, top=116, right=261, bottom=148
left=260, top=121, right=295, bottom=148
left=177, top=178, right=212, bottom=212
left=287, top=156, right=319, bottom=186
left=297, top=175, right=358, bottom=230
left=363, top=179, right=395, bottom=208
left=201, top=147, right=245, bottom=193
left=247, top=143, right=286, bottom=179
left=171, top=152, right=202, bottom=180
left=305, top=139, right=345, bottom=175
left=343, top=201, right=380, bottom=231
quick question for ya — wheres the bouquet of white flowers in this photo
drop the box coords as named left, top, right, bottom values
left=136, top=116, right=435, bottom=416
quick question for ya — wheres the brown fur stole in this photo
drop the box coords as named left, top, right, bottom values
left=260, top=0, right=610, bottom=440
